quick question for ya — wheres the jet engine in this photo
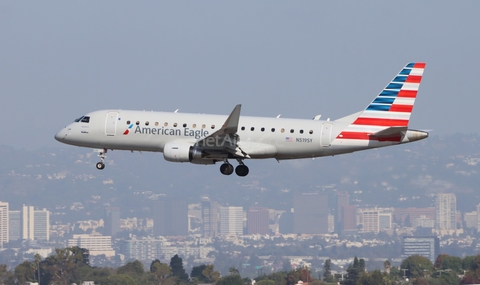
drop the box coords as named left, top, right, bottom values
left=163, top=142, right=216, bottom=164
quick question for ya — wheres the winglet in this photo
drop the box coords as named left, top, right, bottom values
left=220, top=104, right=241, bottom=135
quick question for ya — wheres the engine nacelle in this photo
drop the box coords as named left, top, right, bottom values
left=163, top=142, right=216, bottom=164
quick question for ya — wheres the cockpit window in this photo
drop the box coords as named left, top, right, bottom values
left=80, top=116, right=90, bottom=123
left=74, top=116, right=84, bottom=122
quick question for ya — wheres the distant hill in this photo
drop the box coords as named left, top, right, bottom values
left=1, top=134, right=479, bottom=224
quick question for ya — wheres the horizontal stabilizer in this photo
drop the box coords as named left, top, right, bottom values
left=372, top=127, right=406, bottom=138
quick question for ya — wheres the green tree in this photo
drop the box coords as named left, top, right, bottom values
left=323, top=259, right=333, bottom=282
left=202, top=264, right=220, bottom=284
left=357, top=270, right=383, bottom=285
left=117, top=260, right=145, bottom=278
left=384, top=260, right=391, bottom=274
left=344, top=256, right=362, bottom=285
left=463, top=255, right=476, bottom=271
left=149, top=259, right=172, bottom=285
left=461, top=254, right=480, bottom=284
left=105, top=274, right=137, bottom=285
left=14, top=261, right=36, bottom=284
left=170, top=254, right=188, bottom=281
left=191, top=264, right=207, bottom=282
left=41, top=247, right=88, bottom=285
left=400, top=255, right=433, bottom=279
left=217, top=274, right=244, bottom=285
left=434, top=254, right=462, bottom=274
left=229, top=266, right=240, bottom=276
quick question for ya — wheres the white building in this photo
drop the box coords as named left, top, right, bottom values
left=0, top=201, right=9, bottom=246
left=68, top=234, right=115, bottom=257
left=464, top=211, right=478, bottom=229
left=20, top=205, right=50, bottom=241
left=359, top=208, right=393, bottom=234
left=22, top=205, right=34, bottom=240
left=219, top=206, right=243, bottom=235
left=435, top=193, right=456, bottom=230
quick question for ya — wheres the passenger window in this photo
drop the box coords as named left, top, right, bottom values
left=183, top=123, right=187, bottom=127
left=164, top=122, right=168, bottom=127
left=155, top=122, right=159, bottom=126
left=174, top=123, right=178, bottom=127
left=290, top=129, right=294, bottom=133
left=261, top=127, right=265, bottom=132
left=136, top=121, right=140, bottom=126
left=300, top=129, right=304, bottom=134
left=281, top=128, right=285, bottom=133
left=271, top=128, right=275, bottom=132
left=309, top=130, right=314, bottom=134
left=211, top=125, right=215, bottom=129
left=145, top=121, right=149, bottom=126
left=202, top=124, right=206, bottom=129
left=241, top=126, right=245, bottom=131
left=80, top=116, right=90, bottom=123
left=250, top=127, right=255, bottom=131
left=126, top=120, right=131, bottom=125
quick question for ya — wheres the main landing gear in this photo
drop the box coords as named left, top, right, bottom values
left=95, top=148, right=107, bottom=170
left=220, top=159, right=249, bottom=177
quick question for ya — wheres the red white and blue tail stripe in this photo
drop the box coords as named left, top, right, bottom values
left=337, top=62, right=425, bottom=141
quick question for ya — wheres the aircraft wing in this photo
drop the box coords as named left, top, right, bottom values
left=195, top=104, right=250, bottom=158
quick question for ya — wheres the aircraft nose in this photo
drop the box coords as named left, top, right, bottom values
left=54, top=128, right=68, bottom=142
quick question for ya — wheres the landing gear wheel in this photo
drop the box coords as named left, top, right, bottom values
left=95, top=148, right=107, bottom=170
left=235, top=164, right=249, bottom=177
left=220, top=163, right=234, bottom=175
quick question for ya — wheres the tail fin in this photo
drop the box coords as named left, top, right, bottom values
left=337, top=62, right=426, bottom=140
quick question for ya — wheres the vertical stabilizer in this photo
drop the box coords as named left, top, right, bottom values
left=336, top=62, right=426, bottom=141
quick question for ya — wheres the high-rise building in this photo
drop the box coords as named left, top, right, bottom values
left=8, top=210, right=21, bottom=241
left=335, top=191, right=349, bottom=232
left=476, top=204, right=480, bottom=230
left=402, top=236, right=440, bottom=263
left=342, top=205, right=357, bottom=232
left=201, top=197, right=219, bottom=238
left=22, top=205, right=34, bottom=240
left=104, top=207, right=120, bottom=238
left=19, top=205, right=50, bottom=241
left=435, top=193, right=456, bottom=230
left=154, top=199, right=188, bottom=236
left=0, top=201, right=9, bottom=246
left=34, top=209, right=50, bottom=241
left=247, top=207, right=269, bottom=235
left=293, top=193, right=328, bottom=234
left=360, top=209, right=380, bottom=233
left=219, top=206, right=243, bottom=235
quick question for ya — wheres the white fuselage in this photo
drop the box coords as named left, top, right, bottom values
left=54, top=109, right=420, bottom=160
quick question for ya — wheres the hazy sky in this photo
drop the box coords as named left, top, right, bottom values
left=1, top=1, right=479, bottom=150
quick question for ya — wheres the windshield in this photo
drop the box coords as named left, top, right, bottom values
left=74, top=116, right=90, bottom=123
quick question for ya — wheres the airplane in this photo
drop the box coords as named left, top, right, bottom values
left=55, top=62, right=428, bottom=177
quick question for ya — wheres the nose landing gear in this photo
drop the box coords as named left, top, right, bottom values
left=95, top=148, right=107, bottom=170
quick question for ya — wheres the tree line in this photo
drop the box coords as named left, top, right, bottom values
left=2, top=246, right=480, bottom=285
